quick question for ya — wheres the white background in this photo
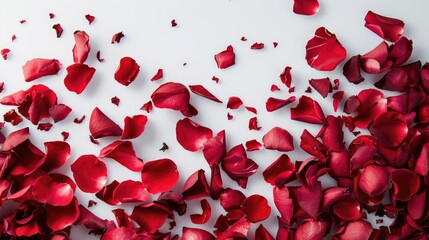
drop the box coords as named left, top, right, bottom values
left=0, top=0, right=428, bottom=238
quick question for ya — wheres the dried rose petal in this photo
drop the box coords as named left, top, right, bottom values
left=242, top=194, right=271, bottom=223
left=1, top=48, right=11, bottom=60
left=4, top=109, right=23, bottom=126
left=263, top=127, right=294, bottom=152
left=89, top=107, right=123, bottom=138
left=22, top=58, right=61, bottom=82
left=61, top=131, right=69, bottom=141
left=171, top=19, right=177, bottom=27
left=291, top=95, right=326, bottom=124
left=111, top=32, right=124, bottom=44
left=182, top=227, right=215, bottom=240
left=369, top=111, right=407, bottom=148
left=111, top=96, right=120, bottom=106
left=293, top=0, right=319, bottom=15
left=70, top=154, right=108, bottom=193
left=309, top=78, right=332, bottom=98
left=114, top=57, right=140, bottom=86
left=245, top=139, right=262, bottom=151
left=190, top=199, right=211, bottom=224
left=182, top=169, right=211, bottom=200
left=215, top=45, right=235, bottom=69
left=32, top=174, right=74, bottom=206
left=141, top=158, right=179, bottom=194
left=266, top=96, right=296, bottom=112
left=176, top=118, right=213, bottom=152
left=189, top=85, right=222, bottom=103
left=122, top=114, right=147, bottom=139
left=40, top=141, right=71, bottom=172
left=74, top=115, right=85, bottom=123
left=96, top=50, right=104, bottom=62
left=45, top=197, right=80, bottom=231
left=64, top=63, right=96, bottom=94
left=305, top=27, right=347, bottom=71
left=130, top=203, right=171, bottom=233
left=251, top=42, right=264, bottom=49
left=364, top=11, right=404, bottom=42
left=99, top=140, right=143, bottom=171
left=221, top=144, right=258, bottom=188
left=391, top=168, right=420, bottom=201
left=226, top=96, right=243, bottom=109
left=151, top=82, right=190, bottom=111
left=85, top=14, right=95, bottom=24
left=248, top=117, right=261, bottom=131
left=52, top=24, right=63, bottom=38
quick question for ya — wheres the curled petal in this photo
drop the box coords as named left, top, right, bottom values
left=221, top=144, right=258, bottom=188
left=112, top=209, right=133, bottom=228
left=389, top=36, right=413, bottom=67
left=361, top=42, right=391, bottom=74
left=3, top=109, right=23, bottom=126
left=46, top=197, right=80, bottom=231
left=22, top=58, right=61, bottom=82
left=89, top=107, right=123, bottom=138
left=263, top=154, right=296, bottom=186
left=300, top=129, right=327, bottom=160
left=72, top=31, right=90, bottom=64
left=309, top=78, right=332, bottom=98
left=1, top=48, right=10, bottom=60
left=321, top=115, right=344, bottom=152
left=189, top=85, right=222, bottom=103
left=293, top=0, right=319, bottom=15
left=182, top=227, right=215, bottom=240
left=70, top=154, right=107, bottom=193
left=320, top=187, right=350, bottom=211
left=114, top=57, right=140, bottom=86
left=151, top=82, right=190, bottom=111
left=52, top=24, right=63, bottom=38
left=369, top=111, right=407, bottom=148
left=1, top=127, right=30, bottom=151
left=183, top=169, right=211, bottom=200
left=250, top=42, right=264, bottom=49
left=215, top=45, right=235, bottom=69
left=364, top=11, right=404, bottom=42
left=291, top=96, right=326, bottom=124
left=85, top=14, right=95, bottom=24
left=248, top=117, right=261, bottom=131
left=297, top=158, right=329, bottom=190
left=279, top=66, right=292, bottom=87
left=122, top=114, right=147, bottom=139
left=151, top=69, right=163, bottom=81
left=352, top=89, right=387, bottom=128
left=263, top=127, right=294, bottom=152
left=266, top=96, right=296, bottom=112
left=226, top=96, right=243, bottom=109
left=210, top=164, right=223, bottom=200
left=113, top=180, right=150, bottom=203
left=255, top=224, right=274, bottom=240
left=220, top=188, right=246, bottom=212
left=49, top=104, right=72, bottom=122
left=391, top=169, right=420, bottom=201
left=130, top=203, right=171, bottom=233
left=140, top=100, right=153, bottom=113
left=305, top=27, right=347, bottom=71
left=96, top=180, right=120, bottom=205
left=176, top=118, right=213, bottom=152
left=141, top=158, right=179, bottom=194
left=111, top=32, right=124, bottom=44
left=99, top=140, right=143, bottom=172
left=343, top=55, right=364, bottom=84
left=40, top=141, right=70, bottom=172
left=190, top=199, right=211, bottom=224
left=241, top=194, right=271, bottom=223
left=332, top=91, right=344, bottom=112
left=64, top=63, right=96, bottom=94
left=295, top=220, right=328, bottom=240
left=102, top=227, right=138, bottom=240
left=32, top=174, right=74, bottom=206
left=202, top=130, right=226, bottom=166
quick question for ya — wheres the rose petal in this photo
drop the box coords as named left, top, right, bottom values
left=52, top=24, right=63, bottom=38
left=297, top=158, right=329, bottom=189
left=114, top=57, right=140, bottom=86
left=246, top=106, right=257, bottom=113
left=309, top=78, right=332, bottom=98
left=113, top=180, right=150, bottom=203
left=351, top=89, right=387, bottom=128
left=182, top=227, right=215, bottom=240
left=241, top=194, right=271, bottom=223
left=85, top=14, right=95, bottom=24
left=332, top=91, right=344, bottom=112
left=389, top=36, right=413, bottom=67
left=251, top=42, right=264, bottom=49
left=157, top=191, right=187, bottom=216
left=300, top=129, right=327, bottom=160
left=151, top=68, right=163, bottom=81
left=3, top=109, right=23, bottom=126
left=111, top=209, right=132, bottom=228
left=130, top=202, right=171, bottom=233
left=202, top=130, right=226, bottom=166
left=209, top=164, right=223, bottom=200
left=220, top=188, right=246, bottom=212
left=263, top=127, right=294, bottom=152
left=222, top=144, right=258, bottom=188
left=89, top=107, right=123, bottom=138
left=64, top=63, right=96, bottom=94
left=96, top=180, right=120, bottom=205
left=32, top=174, right=74, bottom=206
left=271, top=84, right=280, bottom=92
left=40, top=141, right=70, bottom=172
left=391, top=168, right=420, bottom=201
left=273, top=186, right=294, bottom=223
left=305, top=27, right=347, bottom=71
left=1, top=48, right=10, bottom=60
left=295, top=220, right=328, bottom=240
left=72, top=30, right=90, bottom=64
left=248, top=117, right=261, bottom=131
left=321, top=115, right=344, bottom=152
left=279, top=66, right=292, bottom=87
left=320, top=187, right=350, bottom=211
left=361, top=42, right=392, bottom=74
left=255, top=224, right=274, bottom=240
left=45, top=197, right=80, bottom=231
left=357, top=164, right=389, bottom=198
left=140, top=100, right=153, bottom=113
left=48, top=104, right=72, bottom=123
left=182, top=169, right=211, bottom=200
left=364, top=11, right=404, bottom=42
left=176, top=118, right=213, bottom=152
left=101, top=227, right=137, bottom=240
left=96, top=50, right=104, bottom=62
left=1, top=127, right=30, bottom=151
left=293, top=0, right=319, bottom=15
left=333, top=196, right=365, bottom=221
left=334, top=220, right=373, bottom=240
left=99, top=140, right=143, bottom=171
left=226, top=96, right=243, bottom=109
left=189, top=85, right=222, bottom=103
left=8, top=140, right=45, bottom=176
left=70, top=154, right=107, bottom=193
left=111, top=32, right=124, bottom=44
left=291, top=95, right=326, bottom=124
left=297, top=181, right=322, bottom=219
left=415, top=142, right=429, bottom=176
left=121, top=114, right=147, bottom=139
left=151, top=82, right=190, bottom=111
left=266, top=96, right=296, bottom=112
left=141, top=158, right=179, bottom=194
left=369, top=111, right=408, bottom=148
left=245, top=139, right=262, bottom=151
left=190, top=199, right=211, bottom=224
left=74, top=206, right=116, bottom=234
left=74, top=115, right=85, bottom=124
left=215, top=45, right=235, bottom=69
left=263, top=154, right=296, bottom=186
left=22, top=58, right=61, bottom=82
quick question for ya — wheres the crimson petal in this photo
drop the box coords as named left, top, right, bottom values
left=176, top=118, right=213, bottom=152
left=1, top=48, right=10, bottom=60
left=114, top=57, right=140, bottom=86
left=391, top=169, right=420, bottom=201
left=334, top=220, right=373, bottom=240
left=364, top=11, right=404, bottom=42
left=263, top=127, right=294, bottom=152
left=202, top=130, right=226, bottom=166
left=333, top=196, right=365, bottom=221
left=45, top=197, right=80, bottom=231
left=99, top=140, right=143, bottom=171
left=220, top=188, right=246, bottom=212
left=255, top=224, right=274, bottom=240
left=291, top=95, right=326, bottom=124
left=182, top=227, right=215, bottom=240
left=40, top=141, right=70, bottom=172
left=189, top=85, right=222, bottom=103
left=241, top=194, right=271, bottom=223
left=49, top=104, right=72, bottom=122
left=102, top=227, right=137, bottom=240
left=113, top=180, right=150, bottom=203
left=297, top=181, right=322, bottom=219
left=369, top=111, right=407, bottom=148
left=273, top=186, right=294, bottom=223
left=85, top=14, right=95, bottom=24
left=263, top=154, right=296, bottom=186
left=111, top=32, right=124, bottom=43
left=182, top=169, right=211, bottom=200
left=64, top=63, right=96, bottom=94
left=360, top=42, right=391, bottom=74
left=190, top=199, right=211, bottom=224
left=151, top=68, right=163, bottom=81
left=141, top=158, right=179, bottom=194
left=121, top=114, right=147, bottom=139
left=245, top=139, right=262, bottom=151
left=89, top=107, right=123, bottom=138
left=3, top=109, right=23, bottom=126
left=309, top=78, right=332, bottom=98
left=221, top=144, right=258, bottom=188
left=70, top=154, right=107, bottom=193
left=151, top=82, right=190, bottom=111
left=52, top=23, right=63, bottom=38
left=293, top=0, right=319, bottom=16
left=279, top=66, right=292, bottom=87
left=32, top=174, right=74, bottom=206
left=226, top=96, right=243, bottom=109
left=130, top=203, right=171, bottom=233
left=72, top=30, right=90, bottom=64
left=215, top=45, right=235, bottom=69
left=295, top=220, right=328, bottom=240
left=266, top=96, right=296, bottom=112
left=22, top=58, right=61, bottom=82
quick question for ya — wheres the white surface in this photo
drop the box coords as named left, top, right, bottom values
left=0, top=0, right=428, bottom=238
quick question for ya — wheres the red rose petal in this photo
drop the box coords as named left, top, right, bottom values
left=334, top=220, right=373, bottom=240
left=45, top=197, right=80, bottom=231
left=226, top=96, right=243, bottom=109
left=321, top=115, right=345, bottom=152
left=122, top=114, right=147, bottom=139
left=1, top=127, right=30, bottom=151
left=37, top=122, right=53, bottom=131
left=263, top=127, right=294, bottom=152
left=221, top=144, right=258, bottom=188
left=361, top=42, right=391, bottom=74
left=49, top=13, right=55, bottom=18
left=52, top=24, right=63, bottom=38
left=245, top=106, right=257, bottom=114
left=3, top=109, right=23, bottom=126
left=96, top=50, right=104, bottom=62
left=297, top=181, right=322, bottom=219
left=61, top=132, right=69, bottom=141
left=1, top=48, right=11, bottom=60
left=96, top=180, right=120, bottom=205
left=22, top=58, right=61, bottom=82
left=111, top=96, right=120, bottom=106
left=351, top=89, right=387, bottom=128
left=343, top=55, right=364, bottom=84
left=40, top=141, right=71, bottom=172
left=220, top=188, right=246, bottom=212
left=64, top=63, right=96, bottom=94
left=309, top=77, right=332, bottom=98
left=332, top=91, right=344, bottom=112
left=113, top=180, right=150, bottom=203
left=182, top=227, right=215, bottom=240
left=141, top=158, right=179, bottom=194
left=266, top=96, right=296, bottom=112
left=241, top=194, right=271, bottom=223
left=176, top=118, right=213, bottom=152
left=251, top=42, right=264, bottom=50
left=130, top=202, right=171, bottom=233
left=202, top=130, right=226, bottom=166
left=111, top=209, right=132, bottom=228
left=320, top=187, right=350, bottom=211
left=70, top=154, right=108, bottom=193
left=210, top=164, right=223, bottom=200
left=111, top=32, right=124, bottom=44
left=263, top=154, right=296, bottom=186
left=305, top=27, right=347, bottom=71
left=212, top=76, right=220, bottom=83
left=248, top=117, right=261, bottom=131
left=293, top=0, right=319, bottom=15
left=391, top=168, right=420, bottom=201
left=189, top=85, right=222, bottom=103
left=190, top=199, right=211, bottom=224
left=85, top=14, right=95, bottom=24
left=151, top=82, right=190, bottom=111
left=114, top=57, right=140, bottom=86
left=291, top=95, right=326, bottom=124
left=171, top=19, right=177, bottom=27
left=99, top=140, right=143, bottom=171
left=32, top=174, right=74, bottom=206
left=364, top=11, right=404, bottom=42
left=49, top=104, right=72, bottom=123
left=255, top=224, right=274, bottom=240
left=89, top=107, right=123, bottom=138
left=369, top=111, right=408, bottom=148
left=140, top=100, right=153, bottom=113
left=297, top=158, right=329, bottom=189
left=182, top=169, right=211, bottom=200
left=357, top=164, right=389, bottom=198
left=74, top=115, right=85, bottom=124
left=245, top=139, right=262, bottom=151
left=389, top=36, right=412, bottom=67
left=102, top=227, right=137, bottom=240
left=270, top=84, right=280, bottom=92
left=74, top=206, right=116, bottom=233
left=157, top=191, right=187, bottom=216
left=415, top=142, right=429, bottom=176
left=333, top=196, right=365, bottom=221
left=215, top=45, right=235, bottom=69
left=72, top=31, right=90, bottom=64
left=151, top=68, right=163, bottom=81
left=295, top=220, right=328, bottom=240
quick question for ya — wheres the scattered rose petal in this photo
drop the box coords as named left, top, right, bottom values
left=4, top=109, right=23, bottom=126
left=391, top=168, right=420, bottom=201
left=1, top=48, right=11, bottom=60
left=40, top=141, right=71, bottom=172
left=255, top=224, right=274, bottom=240
left=61, top=131, right=69, bottom=141
left=182, top=169, right=211, bottom=200
left=343, top=55, right=364, bottom=84
left=202, top=130, right=226, bottom=166
left=182, top=227, right=215, bottom=240
left=212, top=76, right=220, bottom=83
left=364, top=11, right=404, bottom=42
left=151, top=82, right=190, bottom=111
left=251, top=42, right=264, bottom=49
left=99, top=140, right=143, bottom=171
left=52, top=24, right=63, bottom=38
left=263, top=127, right=294, bottom=152
left=221, top=144, right=258, bottom=188
left=72, top=31, right=90, bottom=64
left=114, top=57, right=140, bottom=86
left=49, top=104, right=72, bottom=122
left=111, top=32, right=124, bottom=44
left=360, top=42, right=391, bottom=74
left=32, top=174, right=74, bottom=206
left=141, top=158, right=179, bottom=194
left=273, top=42, right=278, bottom=48
left=113, top=180, right=149, bottom=204
left=245, top=139, right=262, bottom=151
left=96, top=50, right=104, bottom=62
left=89, top=107, right=123, bottom=138
left=245, top=106, right=257, bottom=114
left=248, top=117, right=261, bottom=131
left=263, top=154, right=296, bottom=186
left=85, top=14, right=95, bottom=24
left=49, top=13, right=55, bottom=19
left=45, top=197, right=80, bottom=231
left=270, top=84, right=280, bottom=92
left=122, top=114, right=147, bottom=139
left=176, top=118, right=213, bottom=152
left=64, top=63, right=96, bottom=94
left=159, top=142, right=169, bottom=152
left=293, top=0, right=319, bottom=15
left=226, top=96, right=243, bottom=109
left=242, top=195, right=271, bottom=223
left=111, top=96, right=120, bottom=106
left=190, top=199, right=211, bottom=224
left=295, top=220, right=328, bottom=240
left=227, top=112, right=233, bottom=120
left=37, top=122, right=53, bottom=131
left=189, top=85, right=222, bottom=103
left=140, top=100, right=153, bottom=113
left=215, top=45, right=235, bottom=69
left=266, top=96, right=296, bottom=112
left=130, top=203, right=171, bottom=233
left=74, top=115, right=85, bottom=124
left=151, top=68, right=163, bottom=81
left=171, top=19, right=177, bottom=27
left=332, top=91, right=344, bottom=112
left=309, top=78, right=332, bottom=98
left=334, top=220, right=373, bottom=240
left=102, top=227, right=137, bottom=240
left=22, top=58, right=61, bottom=82
left=70, top=154, right=108, bottom=193
left=279, top=66, right=292, bottom=88
left=291, top=95, right=326, bottom=124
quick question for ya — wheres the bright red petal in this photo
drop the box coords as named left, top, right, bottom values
left=141, top=158, right=179, bottom=194
left=245, top=139, right=262, bottom=151
left=122, top=114, right=148, bottom=139
left=45, top=197, right=80, bottom=231
left=182, top=169, right=211, bottom=200
left=89, top=107, right=123, bottom=138
left=263, top=127, right=294, bottom=152
left=130, top=203, right=171, bottom=233
left=293, top=0, right=319, bottom=15
left=266, top=96, right=296, bottom=112
left=279, top=66, right=292, bottom=87
left=32, top=174, right=74, bottom=206
left=99, top=140, right=143, bottom=171
left=291, top=95, right=326, bottom=124
left=64, top=63, right=96, bottom=94
left=190, top=199, right=211, bottom=224
left=251, top=42, right=264, bottom=50
left=226, top=96, right=243, bottom=109
left=22, top=58, right=61, bottom=82
left=263, top=154, right=296, bottom=186
left=113, top=180, right=150, bottom=203
left=241, top=194, right=271, bottom=223
left=1, top=48, right=10, bottom=60
left=215, top=45, right=235, bottom=69
left=151, top=82, right=190, bottom=111
left=189, top=85, right=222, bottom=103
left=40, top=141, right=70, bottom=172
left=176, top=118, right=213, bottom=152
left=72, top=30, right=90, bottom=64
left=364, top=11, right=404, bottom=42
left=101, top=227, right=137, bottom=240
left=114, top=57, right=140, bottom=86
left=309, top=78, right=332, bottom=98
left=151, top=68, right=163, bottom=81
left=70, top=154, right=107, bottom=193
left=255, top=224, right=274, bottom=240
left=182, top=227, right=215, bottom=240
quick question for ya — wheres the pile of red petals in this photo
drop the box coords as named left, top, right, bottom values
left=0, top=5, right=428, bottom=240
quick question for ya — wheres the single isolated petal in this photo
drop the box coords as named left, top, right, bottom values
left=182, top=227, right=215, bottom=240
left=89, top=107, right=123, bottom=138
left=263, top=127, right=294, bottom=152
left=114, top=57, right=140, bottom=86
left=64, top=63, right=96, bottom=94
left=151, top=82, right=190, bottom=111
left=72, top=30, right=90, bottom=64
left=70, top=154, right=108, bottom=193
left=291, top=95, right=326, bottom=124
left=130, top=203, right=171, bottom=233
left=151, top=68, right=163, bottom=81
left=248, top=117, right=261, bottom=131
left=251, top=42, right=264, bottom=50
left=111, top=32, right=124, bottom=43
left=369, top=111, right=407, bottom=148
left=241, top=194, right=271, bottom=223
left=293, top=0, right=319, bottom=15
left=271, top=84, right=280, bottom=92
left=226, top=96, right=243, bottom=109
left=263, top=154, right=296, bottom=186
left=266, top=96, right=296, bottom=112
left=190, top=199, right=211, bottom=224
left=45, top=197, right=80, bottom=231
left=140, top=100, right=153, bottom=113
left=85, top=14, right=95, bottom=24
left=343, top=55, right=364, bottom=84
left=1, top=48, right=11, bottom=60
left=122, top=114, right=147, bottom=139
left=96, top=50, right=104, bottom=62
left=111, top=96, right=120, bottom=106
left=52, top=24, right=63, bottom=38
left=189, top=85, right=222, bottom=103
left=245, top=139, right=262, bottom=151
left=305, top=27, right=347, bottom=71
left=40, top=141, right=71, bottom=172
left=176, top=118, right=213, bottom=152
left=99, top=140, right=143, bottom=171
left=215, top=45, right=235, bottom=69
left=364, top=11, right=404, bottom=42
left=141, top=158, right=179, bottom=194
left=22, top=58, right=61, bottom=82
left=3, top=109, right=23, bottom=126
left=49, top=104, right=72, bottom=122
left=309, top=78, right=332, bottom=98
left=246, top=106, right=257, bottom=113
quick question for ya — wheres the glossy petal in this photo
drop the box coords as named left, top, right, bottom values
left=293, top=0, right=319, bottom=15
left=295, top=220, right=328, bottom=240
left=226, top=96, right=243, bottom=109
left=309, top=78, right=332, bottom=98
left=241, top=194, right=271, bottom=223
left=99, top=140, right=143, bottom=171
left=182, top=169, right=211, bottom=200
left=151, top=82, right=190, bottom=111
left=190, top=199, right=211, bottom=224
left=49, top=104, right=72, bottom=122
left=189, top=85, right=222, bottom=103
left=32, top=174, right=74, bottom=206
left=40, top=141, right=71, bottom=172
left=89, top=107, right=123, bottom=138
left=364, top=11, right=404, bottom=42
left=176, top=118, right=213, bottom=152
left=122, top=114, right=147, bottom=139
left=263, top=127, right=294, bottom=152
left=215, top=45, right=235, bottom=69
left=45, top=197, right=80, bottom=231
left=221, top=144, right=258, bottom=188
left=141, top=158, right=179, bottom=194
left=130, top=203, right=171, bottom=233
left=291, top=96, right=326, bottom=124
left=64, top=63, right=96, bottom=94
left=72, top=31, right=90, bottom=64
left=114, top=57, right=140, bottom=86
left=70, top=154, right=107, bottom=193
left=182, top=227, right=215, bottom=240
left=266, top=96, right=296, bottom=112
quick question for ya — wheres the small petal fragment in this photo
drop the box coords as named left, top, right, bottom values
left=309, top=78, right=332, bottom=98
left=72, top=30, right=90, bottom=64
left=114, top=57, right=140, bottom=86
left=85, top=14, right=95, bottom=24
left=189, top=85, right=222, bottom=103
left=227, top=96, right=243, bottom=109
left=52, top=24, right=63, bottom=38
left=266, top=96, right=296, bottom=112
left=89, top=107, right=123, bottom=138
left=215, top=45, right=235, bottom=69
left=151, top=69, right=163, bottom=81
left=22, top=58, right=61, bottom=82
left=190, top=199, right=211, bottom=224
left=1, top=49, right=10, bottom=60
left=369, top=111, right=407, bottom=148
left=111, top=32, right=124, bottom=44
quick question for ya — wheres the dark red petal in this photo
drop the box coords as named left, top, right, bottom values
left=96, top=180, right=120, bottom=205
left=176, top=118, right=213, bottom=152
left=364, top=11, right=404, bottom=42
left=220, top=188, right=246, bottom=212
left=389, top=36, right=412, bottom=67
left=37, top=122, right=53, bottom=131
left=113, top=180, right=150, bottom=203
left=101, top=227, right=137, bottom=240
left=171, top=19, right=177, bottom=27
left=151, top=82, right=190, bottom=111
left=45, top=197, right=80, bottom=231
left=321, top=115, right=344, bottom=152
left=332, top=91, right=344, bottom=112
left=1, top=48, right=11, bottom=60
left=353, top=89, right=387, bottom=128
left=49, top=104, right=72, bottom=123
left=222, top=144, right=258, bottom=188
left=369, top=111, right=407, bottom=148
left=22, top=58, right=61, bottom=82
left=415, top=142, right=429, bottom=176
left=297, top=181, right=322, bottom=219
left=121, top=114, right=147, bottom=139
left=141, top=158, right=179, bottom=194
left=190, top=199, right=211, bottom=224
left=40, top=141, right=71, bottom=172
left=215, top=45, right=235, bottom=69
left=151, top=68, right=163, bottom=81
left=293, top=0, right=319, bottom=15
left=246, top=106, right=257, bottom=114
left=183, top=227, right=215, bottom=240
left=85, top=14, right=95, bottom=24
left=32, top=174, right=74, bottom=206
left=111, top=96, right=120, bottom=106
left=74, top=115, right=85, bottom=123
left=263, top=154, right=296, bottom=186
left=70, top=154, right=107, bottom=193
left=202, top=130, right=226, bottom=166
left=52, top=24, right=63, bottom=38
left=96, top=50, right=104, bottom=62
left=189, top=85, right=222, bottom=103
left=333, top=196, right=364, bottom=221
left=3, top=109, right=23, bottom=126
left=182, top=169, right=211, bottom=200
left=227, top=112, right=233, bottom=120
left=209, top=164, right=223, bottom=200
left=1, top=127, right=30, bottom=151
left=361, top=42, right=391, bottom=74
left=358, top=164, right=388, bottom=197
left=291, top=95, right=326, bottom=124
left=248, top=117, right=261, bottom=131
left=226, top=96, right=243, bottom=109
left=266, top=96, right=296, bottom=112
left=242, top=194, right=271, bottom=223
left=320, top=187, right=350, bottom=211
left=212, top=76, right=220, bottom=83
left=64, top=63, right=96, bottom=94
left=263, top=127, right=294, bottom=152
left=309, top=78, right=332, bottom=98
left=99, top=140, right=143, bottom=171
left=49, top=13, right=55, bottom=18
left=157, top=191, right=187, bottom=216
left=111, top=209, right=132, bottom=228
left=89, top=134, right=99, bottom=144
left=391, top=168, right=420, bottom=201
left=251, top=42, right=264, bottom=49
left=181, top=103, right=199, bottom=117
left=130, top=203, right=171, bottom=233
left=72, top=31, right=90, bottom=64
left=279, top=66, right=292, bottom=87
left=255, top=224, right=274, bottom=240
left=375, top=67, right=409, bottom=91
left=334, top=220, right=373, bottom=240
left=245, top=139, right=262, bottom=151
left=295, top=220, right=328, bottom=240
left=114, top=57, right=140, bottom=86
left=111, top=32, right=124, bottom=44
left=61, top=131, right=69, bottom=141
left=89, top=107, right=123, bottom=138
left=305, top=27, right=347, bottom=71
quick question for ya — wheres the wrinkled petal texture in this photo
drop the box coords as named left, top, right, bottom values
left=22, top=58, right=61, bottom=82
left=141, top=158, right=179, bottom=194
left=72, top=30, right=90, bottom=64
left=70, top=154, right=107, bottom=193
